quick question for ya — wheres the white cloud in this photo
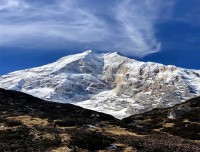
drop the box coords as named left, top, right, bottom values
left=0, top=0, right=175, bottom=57
left=113, top=0, right=161, bottom=56
left=0, top=0, right=28, bottom=10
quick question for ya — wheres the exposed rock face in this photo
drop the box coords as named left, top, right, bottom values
left=0, top=50, right=200, bottom=118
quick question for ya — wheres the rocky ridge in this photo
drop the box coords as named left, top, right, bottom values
left=0, top=50, right=200, bottom=118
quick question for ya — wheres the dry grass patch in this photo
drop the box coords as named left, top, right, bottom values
left=105, top=126, right=144, bottom=137
left=34, top=133, right=55, bottom=140
left=153, top=128, right=163, bottom=132
left=6, top=115, right=48, bottom=126
left=59, top=133, right=71, bottom=142
left=183, top=119, right=190, bottom=123
left=123, top=146, right=138, bottom=152
left=183, top=119, right=200, bottom=125
left=0, top=123, right=5, bottom=130
left=51, top=147, right=71, bottom=152
left=163, top=123, right=175, bottom=128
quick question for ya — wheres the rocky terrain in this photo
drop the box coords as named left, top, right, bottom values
left=0, top=50, right=200, bottom=118
left=0, top=88, right=199, bottom=152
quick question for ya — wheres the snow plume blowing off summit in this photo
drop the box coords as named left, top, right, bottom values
left=0, top=0, right=174, bottom=57
left=0, top=51, right=200, bottom=119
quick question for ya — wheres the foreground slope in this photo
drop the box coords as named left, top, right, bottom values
left=1, top=50, right=200, bottom=118
left=121, top=97, right=200, bottom=140
left=0, top=89, right=199, bottom=151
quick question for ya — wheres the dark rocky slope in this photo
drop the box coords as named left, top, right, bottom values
left=0, top=88, right=199, bottom=152
left=122, top=97, right=200, bottom=140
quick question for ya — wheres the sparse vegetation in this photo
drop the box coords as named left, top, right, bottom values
left=4, top=119, right=23, bottom=127
left=0, top=88, right=199, bottom=151
left=68, top=128, right=115, bottom=151
left=116, top=133, right=200, bottom=152
left=0, top=126, right=62, bottom=152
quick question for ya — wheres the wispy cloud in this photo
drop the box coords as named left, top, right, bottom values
left=0, top=0, right=175, bottom=57
left=0, top=0, right=28, bottom=10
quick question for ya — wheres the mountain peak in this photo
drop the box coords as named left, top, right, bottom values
left=83, top=50, right=94, bottom=54
left=0, top=50, right=200, bottom=119
left=82, top=50, right=123, bottom=57
left=111, top=51, right=123, bottom=56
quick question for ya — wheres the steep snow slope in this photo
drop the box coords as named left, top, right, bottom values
left=0, top=50, right=200, bottom=119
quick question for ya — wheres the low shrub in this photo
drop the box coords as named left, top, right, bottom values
left=68, top=129, right=115, bottom=151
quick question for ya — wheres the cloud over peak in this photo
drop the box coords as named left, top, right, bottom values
left=0, top=0, right=174, bottom=57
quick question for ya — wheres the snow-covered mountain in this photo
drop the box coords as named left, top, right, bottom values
left=1, top=50, right=200, bottom=119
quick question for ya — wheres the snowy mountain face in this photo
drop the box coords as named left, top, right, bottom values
left=1, top=50, right=200, bottom=119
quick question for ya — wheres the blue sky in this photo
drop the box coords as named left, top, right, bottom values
left=0, top=0, right=200, bottom=75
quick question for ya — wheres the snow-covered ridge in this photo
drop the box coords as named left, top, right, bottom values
left=0, top=50, right=200, bottom=119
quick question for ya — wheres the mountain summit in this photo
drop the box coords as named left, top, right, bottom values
left=1, top=50, right=200, bottom=118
